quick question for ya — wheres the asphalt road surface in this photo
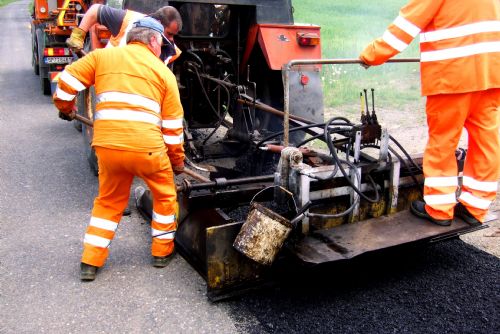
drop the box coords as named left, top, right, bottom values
left=1, top=1, right=498, bottom=333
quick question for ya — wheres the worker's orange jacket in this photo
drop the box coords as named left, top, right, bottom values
left=105, top=8, right=181, bottom=64
left=53, top=42, right=184, bottom=167
left=360, top=0, right=500, bottom=96
left=106, top=9, right=145, bottom=47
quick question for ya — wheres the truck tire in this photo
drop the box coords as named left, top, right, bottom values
left=32, top=38, right=40, bottom=75
left=35, top=28, right=51, bottom=95
left=82, top=87, right=98, bottom=176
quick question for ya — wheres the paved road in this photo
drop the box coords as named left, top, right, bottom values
left=1, top=1, right=498, bottom=334
left=0, top=1, right=236, bottom=333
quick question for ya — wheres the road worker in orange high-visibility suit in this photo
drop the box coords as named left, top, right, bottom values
left=54, top=17, right=184, bottom=281
left=66, top=3, right=182, bottom=66
left=360, top=0, right=500, bottom=226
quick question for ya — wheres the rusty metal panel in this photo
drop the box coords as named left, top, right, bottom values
left=206, top=222, right=269, bottom=301
left=292, top=210, right=497, bottom=264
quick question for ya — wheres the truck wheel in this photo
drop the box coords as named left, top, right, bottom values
left=32, top=39, right=39, bottom=75
left=35, top=29, right=51, bottom=95
left=82, top=87, right=98, bottom=176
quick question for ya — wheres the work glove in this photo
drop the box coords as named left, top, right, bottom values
left=172, top=163, right=185, bottom=175
left=58, top=110, right=75, bottom=122
left=66, top=27, right=86, bottom=51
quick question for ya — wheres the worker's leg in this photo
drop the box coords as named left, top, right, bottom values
left=135, top=151, right=177, bottom=258
left=81, top=147, right=134, bottom=267
left=458, top=88, right=500, bottom=222
left=423, top=94, right=468, bottom=220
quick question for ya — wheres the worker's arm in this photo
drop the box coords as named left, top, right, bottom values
left=359, top=0, right=444, bottom=66
left=66, top=4, right=101, bottom=50
left=78, top=4, right=101, bottom=32
left=53, top=52, right=97, bottom=116
left=67, top=5, right=126, bottom=50
left=160, top=70, right=185, bottom=172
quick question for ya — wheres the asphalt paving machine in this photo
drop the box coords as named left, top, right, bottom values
left=125, top=1, right=496, bottom=300
left=70, top=0, right=495, bottom=300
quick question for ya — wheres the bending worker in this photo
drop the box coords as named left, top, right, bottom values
left=360, top=0, right=499, bottom=226
left=67, top=3, right=182, bottom=65
left=54, top=17, right=185, bottom=281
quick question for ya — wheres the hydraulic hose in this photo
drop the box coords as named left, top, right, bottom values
left=255, top=121, right=353, bottom=148
left=389, top=135, right=422, bottom=173
left=324, top=117, right=380, bottom=203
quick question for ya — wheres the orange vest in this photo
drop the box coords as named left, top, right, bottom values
left=54, top=43, right=185, bottom=166
left=107, top=10, right=145, bottom=47
left=360, top=0, right=500, bottom=96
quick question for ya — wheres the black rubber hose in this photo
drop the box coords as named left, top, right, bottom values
left=389, top=135, right=423, bottom=173
left=256, top=121, right=353, bottom=148
left=324, top=117, right=380, bottom=203
left=202, top=79, right=232, bottom=145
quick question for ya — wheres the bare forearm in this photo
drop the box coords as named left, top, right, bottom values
left=79, top=4, right=101, bottom=32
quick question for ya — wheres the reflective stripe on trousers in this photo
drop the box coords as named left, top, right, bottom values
left=423, top=89, right=500, bottom=221
left=81, top=147, right=177, bottom=267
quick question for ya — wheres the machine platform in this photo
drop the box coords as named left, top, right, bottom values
left=292, top=209, right=496, bottom=264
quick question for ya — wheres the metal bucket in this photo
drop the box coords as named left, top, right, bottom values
left=233, top=186, right=296, bottom=265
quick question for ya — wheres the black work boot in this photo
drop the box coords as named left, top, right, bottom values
left=455, top=202, right=481, bottom=226
left=152, top=253, right=175, bottom=268
left=80, top=263, right=98, bottom=281
left=410, top=200, right=452, bottom=226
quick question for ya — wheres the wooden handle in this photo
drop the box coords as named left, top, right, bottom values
left=182, top=168, right=211, bottom=182
left=74, top=114, right=93, bottom=127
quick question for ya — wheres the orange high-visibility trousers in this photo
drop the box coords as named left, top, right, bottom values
left=81, top=147, right=177, bottom=267
left=424, top=88, right=500, bottom=222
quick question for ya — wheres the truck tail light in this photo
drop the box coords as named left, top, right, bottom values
left=297, top=32, right=320, bottom=46
left=44, top=47, right=71, bottom=56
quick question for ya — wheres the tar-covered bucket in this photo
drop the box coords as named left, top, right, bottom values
left=233, top=186, right=297, bottom=266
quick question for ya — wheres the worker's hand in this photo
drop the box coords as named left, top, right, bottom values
left=66, top=27, right=86, bottom=51
left=172, top=164, right=185, bottom=175
left=58, top=110, right=76, bottom=122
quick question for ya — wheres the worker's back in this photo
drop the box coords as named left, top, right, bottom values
left=67, top=42, right=180, bottom=153
left=360, top=0, right=500, bottom=96
left=417, top=0, right=500, bottom=95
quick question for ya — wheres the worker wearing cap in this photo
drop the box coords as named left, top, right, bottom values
left=359, top=0, right=500, bottom=226
left=67, top=3, right=182, bottom=65
left=54, top=17, right=184, bottom=280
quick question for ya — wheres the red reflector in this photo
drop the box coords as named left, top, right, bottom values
left=297, top=32, right=320, bottom=46
left=300, top=74, right=309, bottom=86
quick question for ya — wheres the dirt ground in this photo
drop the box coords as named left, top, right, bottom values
left=329, top=105, right=500, bottom=258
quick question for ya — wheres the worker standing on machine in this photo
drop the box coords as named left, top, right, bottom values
left=359, top=0, right=500, bottom=226
left=66, top=2, right=182, bottom=66
left=54, top=17, right=185, bottom=281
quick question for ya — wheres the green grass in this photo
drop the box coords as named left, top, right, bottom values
left=292, top=0, right=423, bottom=115
left=0, top=0, right=17, bottom=7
